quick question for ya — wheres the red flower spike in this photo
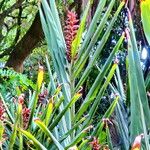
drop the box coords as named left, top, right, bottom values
left=64, top=10, right=79, bottom=63
left=0, top=100, right=5, bottom=121
left=89, top=137, right=101, bottom=150
left=18, top=94, right=25, bottom=105
left=22, top=107, right=31, bottom=129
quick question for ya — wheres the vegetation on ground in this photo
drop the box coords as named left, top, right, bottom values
left=0, top=0, right=150, bottom=150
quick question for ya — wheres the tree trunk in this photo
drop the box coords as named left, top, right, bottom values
left=6, top=13, right=44, bottom=72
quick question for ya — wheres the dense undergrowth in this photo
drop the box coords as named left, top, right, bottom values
left=0, top=0, right=150, bottom=150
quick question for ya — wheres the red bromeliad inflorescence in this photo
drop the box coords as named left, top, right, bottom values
left=89, top=137, right=101, bottom=150
left=18, top=94, right=25, bottom=105
left=64, top=10, right=79, bottom=63
left=22, top=107, right=31, bottom=129
left=18, top=94, right=31, bottom=129
left=0, top=100, right=5, bottom=121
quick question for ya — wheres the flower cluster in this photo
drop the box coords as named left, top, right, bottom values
left=64, top=10, right=79, bottom=62
left=18, top=94, right=31, bottom=129
left=0, top=100, right=5, bottom=121
left=38, top=90, right=48, bottom=105
left=18, top=94, right=25, bottom=105
left=22, top=107, right=30, bottom=129
left=89, top=137, right=101, bottom=150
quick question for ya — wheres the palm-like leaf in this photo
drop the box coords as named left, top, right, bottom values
left=1, top=0, right=150, bottom=149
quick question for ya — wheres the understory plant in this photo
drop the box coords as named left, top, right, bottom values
left=0, top=0, right=150, bottom=150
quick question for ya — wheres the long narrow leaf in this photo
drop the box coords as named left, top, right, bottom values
left=34, top=119, right=64, bottom=150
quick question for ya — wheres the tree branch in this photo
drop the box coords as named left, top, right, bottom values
left=5, top=12, right=44, bottom=72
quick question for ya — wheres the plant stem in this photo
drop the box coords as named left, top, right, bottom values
left=70, top=60, right=75, bottom=138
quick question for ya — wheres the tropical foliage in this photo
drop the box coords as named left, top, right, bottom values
left=0, top=0, right=150, bottom=150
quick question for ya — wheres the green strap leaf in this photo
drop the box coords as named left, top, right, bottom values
left=19, top=128, right=47, bottom=150
left=140, top=0, right=150, bottom=45
left=34, top=119, right=64, bottom=150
